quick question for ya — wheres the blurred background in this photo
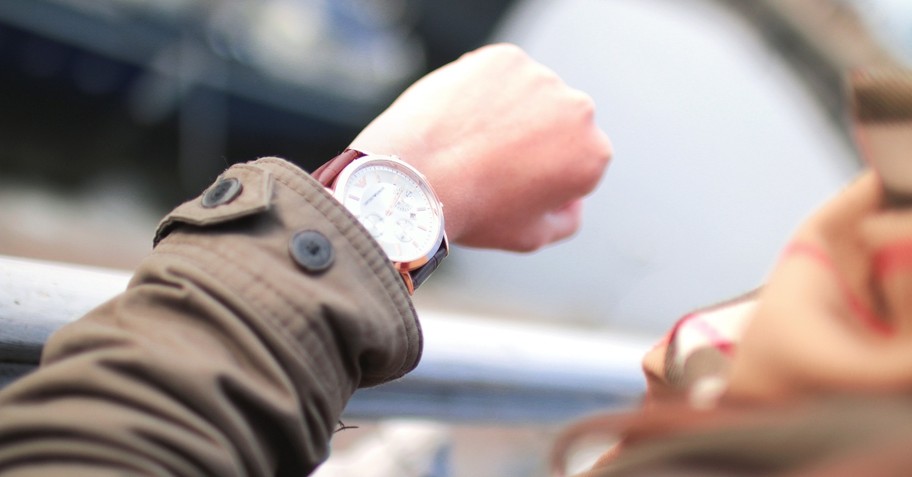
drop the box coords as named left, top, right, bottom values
left=2, top=0, right=912, bottom=475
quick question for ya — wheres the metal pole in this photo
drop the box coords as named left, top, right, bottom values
left=0, top=254, right=648, bottom=422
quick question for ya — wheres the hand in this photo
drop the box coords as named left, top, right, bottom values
left=726, top=172, right=912, bottom=402
left=349, top=43, right=612, bottom=252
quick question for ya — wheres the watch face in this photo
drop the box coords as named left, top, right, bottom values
left=334, top=156, right=444, bottom=265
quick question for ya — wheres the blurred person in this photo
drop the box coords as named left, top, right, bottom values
left=0, top=43, right=611, bottom=476
left=550, top=69, right=912, bottom=476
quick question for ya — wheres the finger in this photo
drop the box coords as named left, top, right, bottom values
left=501, top=200, right=583, bottom=252
left=809, top=171, right=882, bottom=234
left=872, top=240, right=912, bottom=333
left=865, top=206, right=912, bottom=332
left=862, top=207, right=912, bottom=250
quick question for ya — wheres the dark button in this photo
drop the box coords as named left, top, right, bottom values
left=289, top=230, right=334, bottom=273
left=202, top=177, right=242, bottom=208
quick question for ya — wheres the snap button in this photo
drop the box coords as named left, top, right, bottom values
left=289, top=230, right=334, bottom=273
left=202, top=177, right=242, bottom=208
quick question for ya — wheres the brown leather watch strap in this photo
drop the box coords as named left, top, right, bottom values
left=312, top=149, right=365, bottom=187
left=409, top=236, right=449, bottom=292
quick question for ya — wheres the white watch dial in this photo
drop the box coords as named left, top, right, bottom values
left=336, top=158, right=444, bottom=264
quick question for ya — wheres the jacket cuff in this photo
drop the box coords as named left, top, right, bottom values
left=150, top=157, right=422, bottom=386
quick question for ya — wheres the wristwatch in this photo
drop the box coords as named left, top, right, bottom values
left=313, top=148, right=449, bottom=294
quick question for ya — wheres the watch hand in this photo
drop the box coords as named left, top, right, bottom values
left=363, top=188, right=383, bottom=207
left=386, top=188, right=404, bottom=216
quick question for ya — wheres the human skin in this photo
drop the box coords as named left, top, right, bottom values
left=349, top=43, right=614, bottom=252
left=726, top=172, right=912, bottom=402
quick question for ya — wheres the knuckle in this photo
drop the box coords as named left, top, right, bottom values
left=569, top=90, right=597, bottom=120
left=575, top=139, right=612, bottom=193
left=536, top=66, right=564, bottom=88
left=473, top=43, right=527, bottom=64
left=595, top=131, right=614, bottom=165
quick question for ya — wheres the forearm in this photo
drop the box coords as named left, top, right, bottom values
left=0, top=158, right=421, bottom=476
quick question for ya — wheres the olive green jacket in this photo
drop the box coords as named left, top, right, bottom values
left=0, top=157, right=422, bottom=476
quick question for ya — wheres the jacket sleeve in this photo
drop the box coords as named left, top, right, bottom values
left=0, top=157, right=422, bottom=476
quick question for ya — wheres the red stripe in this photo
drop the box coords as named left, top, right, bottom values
left=874, top=239, right=912, bottom=280
left=783, top=242, right=892, bottom=336
left=671, top=312, right=735, bottom=357
left=688, top=316, right=735, bottom=356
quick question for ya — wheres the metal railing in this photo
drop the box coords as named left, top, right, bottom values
left=0, top=254, right=649, bottom=423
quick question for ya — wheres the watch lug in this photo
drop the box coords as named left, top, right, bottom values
left=400, top=272, right=416, bottom=295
